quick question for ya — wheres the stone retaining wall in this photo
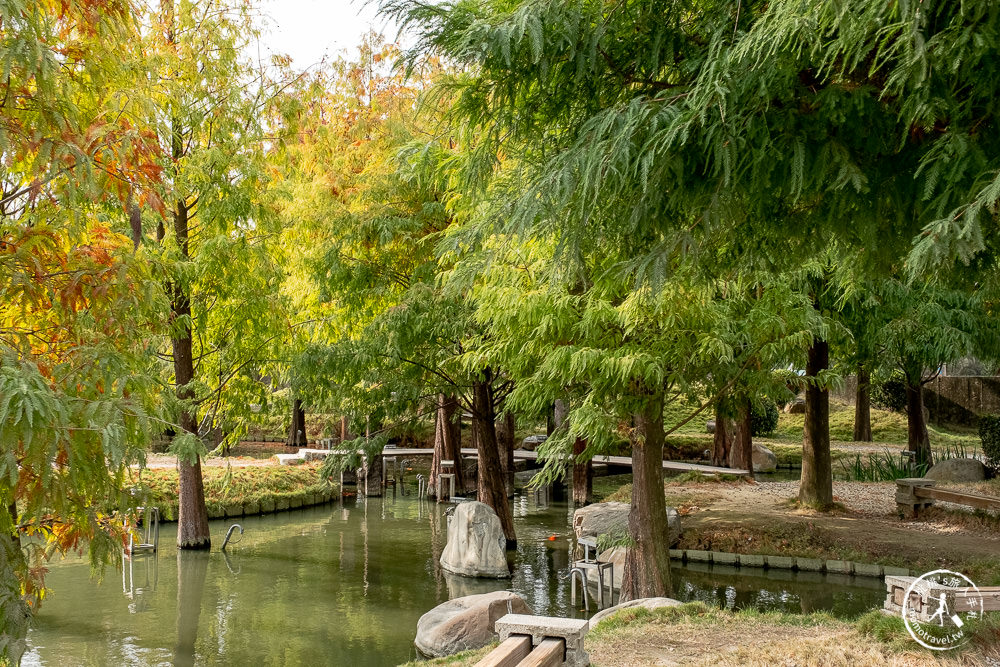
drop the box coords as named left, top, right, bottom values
left=668, top=548, right=913, bottom=578
left=157, top=489, right=339, bottom=522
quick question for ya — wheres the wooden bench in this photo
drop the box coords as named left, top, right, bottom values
left=896, top=478, right=1000, bottom=518
left=475, top=614, right=588, bottom=667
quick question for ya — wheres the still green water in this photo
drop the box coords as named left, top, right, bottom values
left=23, top=488, right=884, bottom=666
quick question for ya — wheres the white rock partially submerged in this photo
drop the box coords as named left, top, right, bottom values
left=440, top=501, right=511, bottom=578
left=414, top=591, right=532, bottom=658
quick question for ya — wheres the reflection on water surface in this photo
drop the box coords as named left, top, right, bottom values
left=24, top=487, right=883, bottom=666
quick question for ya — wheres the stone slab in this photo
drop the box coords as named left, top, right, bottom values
left=686, top=550, right=711, bottom=563
left=854, top=562, right=884, bottom=578
left=713, top=552, right=737, bottom=565
left=826, top=559, right=854, bottom=575
left=766, top=555, right=795, bottom=570
left=739, top=554, right=765, bottom=568
left=796, top=558, right=824, bottom=572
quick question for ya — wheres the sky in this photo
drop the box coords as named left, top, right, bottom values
left=257, top=0, right=399, bottom=70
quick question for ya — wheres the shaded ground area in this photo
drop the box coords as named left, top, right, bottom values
left=655, top=478, right=1000, bottom=585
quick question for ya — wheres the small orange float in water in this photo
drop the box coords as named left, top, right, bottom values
left=547, top=535, right=557, bottom=541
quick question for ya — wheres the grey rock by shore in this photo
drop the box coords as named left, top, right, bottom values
left=414, top=591, right=532, bottom=658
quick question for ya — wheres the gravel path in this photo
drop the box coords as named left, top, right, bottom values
left=743, top=480, right=896, bottom=516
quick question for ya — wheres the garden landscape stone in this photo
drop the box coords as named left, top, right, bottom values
left=589, top=597, right=683, bottom=627
left=925, top=458, right=987, bottom=482
left=573, top=502, right=681, bottom=547
left=752, top=444, right=777, bottom=472
left=414, top=591, right=532, bottom=658
left=440, top=501, right=511, bottom=578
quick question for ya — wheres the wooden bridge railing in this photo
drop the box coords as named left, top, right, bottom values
left=896, top=477, right=1000, bottom=518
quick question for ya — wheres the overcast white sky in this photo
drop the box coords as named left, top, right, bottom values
left=257, top=0, right=398, bottom=70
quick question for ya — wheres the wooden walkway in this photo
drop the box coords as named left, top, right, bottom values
left=379, top=447, right=748, bottom=476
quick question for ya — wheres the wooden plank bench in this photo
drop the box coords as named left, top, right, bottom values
left=896, top=478, right=1000, bottom=518
left=476, top=614, right=588, bottom=667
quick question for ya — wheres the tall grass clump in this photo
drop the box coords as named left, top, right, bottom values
left=841, top=450, right=929, bottom=482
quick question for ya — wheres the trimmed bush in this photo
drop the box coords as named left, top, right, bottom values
left=871, top=372, right=907, bottom=413
left=979, top=415, right=1000, bottom=476
left=750, top=400, right=779, bottom=437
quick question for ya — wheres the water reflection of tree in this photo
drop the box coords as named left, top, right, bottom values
left=174, top=551, right=209, bottom=667
left=430, top=501, right=445, bottom=604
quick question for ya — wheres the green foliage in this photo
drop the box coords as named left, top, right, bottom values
left=978, top=415, right=1000, bottom=476
left=871, top=371, right=907, bottom=413
left=168, top=432, right=208, bottom=466
left=853, top=610, right=909, bottom=647
left=750, top=400, right=779, bottom=437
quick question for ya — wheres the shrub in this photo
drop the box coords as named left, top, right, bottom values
left=750, top=399, right=779, bottom=436
left=979, top=415, right=1000, bottom=476
left=871, top=371, right=907, bottom=413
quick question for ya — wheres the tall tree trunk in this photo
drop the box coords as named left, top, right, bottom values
left=471, top=370, right=516, bottom=549
left=339, top=416, right=352, bottom=444
left=286, top=398, right=307, bottom=446
left=173, top=551, right=209, bottom=667
left=905, top=372, right=932, bottom=467
left=853, top=365, right=872, bottom=442
left=571, top=437, right=593, bottom=505
left=728, top=398, right=755, bottom=479
left=496, top=411, right=516, bottom=496
left=172, top=200, right=210, bottom=550
left=620, top=392, right=672, bottom=602
left=555, top=399, right=592, bottom=503
left=430, top=394, right=464, bottom=498
left=553, top=399, right=569, bottom=430
left=712, top=401, right=734, bottom=467
left=799, top=338, right=833, bottom=509
left=1, top=505, right=29, bottom=665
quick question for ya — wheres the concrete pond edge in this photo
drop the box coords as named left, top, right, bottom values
left=669, top=549, right=915, bottom=578
left=155, top=488, right=339, bottom=522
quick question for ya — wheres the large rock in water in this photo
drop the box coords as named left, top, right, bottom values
left=414, top=591, right=532, bottom=658
left=440, top=501, right=510, bottom=578
left=752, top=444, right=777, bottom=473
left=573, top=502, right=681, bottom=547
left=925, top=458, right=987, bottom=482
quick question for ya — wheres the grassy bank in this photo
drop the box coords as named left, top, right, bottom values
left=398, top=603, right=1000, bottom=666
left=134, top=462, right=332, bottom=520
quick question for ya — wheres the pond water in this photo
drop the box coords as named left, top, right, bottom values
left=24, top=486, right=884, bottom=666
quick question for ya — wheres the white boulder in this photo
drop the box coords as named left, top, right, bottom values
left=440, top=501, right=510, bottom=578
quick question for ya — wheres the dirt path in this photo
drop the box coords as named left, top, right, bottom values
left=587, top=612, right=997, bottom=667
left=670, top=480, right=1000, bottom=576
